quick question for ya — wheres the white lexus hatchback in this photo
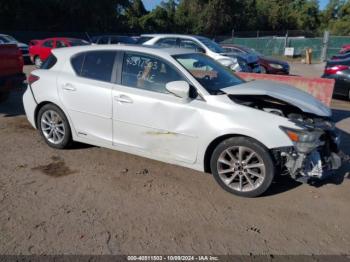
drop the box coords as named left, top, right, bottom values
left=23, top=45, right=341, bottom=197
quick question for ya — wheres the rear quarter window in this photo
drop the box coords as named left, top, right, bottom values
left=71, top=51, right=116, bottom=82
left=71, top=53, right=85, bottom=74
left=41, top=55, right=57, bottom=69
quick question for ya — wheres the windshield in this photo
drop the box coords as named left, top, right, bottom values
left=196, top=37, right=225, bottom=53
left=173, top=53, right=244, bottom=95
left=0, top=35, right=17, bottom=43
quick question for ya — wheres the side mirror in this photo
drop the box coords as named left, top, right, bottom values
left=165, top=80, right=190, bottom=101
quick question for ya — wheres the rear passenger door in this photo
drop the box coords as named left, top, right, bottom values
left=58, top=51, right=117, bottom=144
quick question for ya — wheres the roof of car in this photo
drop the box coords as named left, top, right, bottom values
left=52, top=44, right=196, bottom=57
left=141, top=34, right=202, bottom=39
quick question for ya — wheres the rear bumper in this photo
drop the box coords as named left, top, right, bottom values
left=23, top=85, right=37, bottom=128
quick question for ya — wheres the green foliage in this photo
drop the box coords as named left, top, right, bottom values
left=321, top=0, right=350, bottom=35
left=0, top=0, right=350, bottom=36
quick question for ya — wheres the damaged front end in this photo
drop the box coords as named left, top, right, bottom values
left=230, top=94, right=343, bottom=183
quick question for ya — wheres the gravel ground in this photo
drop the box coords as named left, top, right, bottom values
left=0, top=64, right=349, bottom=255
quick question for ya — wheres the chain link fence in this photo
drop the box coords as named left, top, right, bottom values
left=3, top=30, right=350, bottom=62
left=216, top=31, right=350, bottom=62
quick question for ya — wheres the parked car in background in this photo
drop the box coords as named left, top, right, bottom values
left=23, top=45, right=341, bottom=197
left=140, top=34, right=243, bottom=72
left=29, top=37, right=90, bottom=68
left=331, top=52, right=350, bottom=60
left=221, top=44, right=290, bottom=75
left=91, top=35, right=136, bottom=45
left=0, top=44, right=25, bottom=100
left=0, top=34, right=29, bottom=59
left=322, top=59, right=350, bottom=100
left=339, top=44, right=350, bottom=54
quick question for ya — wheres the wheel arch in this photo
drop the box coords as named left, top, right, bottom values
left=34, top=101, right=71, bottom=130
left=203, top=134, right=270, bottom=173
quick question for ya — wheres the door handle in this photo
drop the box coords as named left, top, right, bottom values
left=114, top=95, right=133, bottom=103
left=62, top=83, right=76, bottom=91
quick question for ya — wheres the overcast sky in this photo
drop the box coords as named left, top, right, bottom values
left=141, top=0, right=330, bottom=11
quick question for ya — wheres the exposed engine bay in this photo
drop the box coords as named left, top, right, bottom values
left=229, top=94, right=342, bottom=183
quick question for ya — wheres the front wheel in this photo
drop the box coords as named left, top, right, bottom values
left=210, top=137, right=274, bottom=197
left=37, top=104, right=72, bottom=149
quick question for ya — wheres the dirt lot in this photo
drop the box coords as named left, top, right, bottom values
left=0, top=64, right=349, bottom=255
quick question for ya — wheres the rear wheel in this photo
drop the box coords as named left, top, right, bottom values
left=210, top=137, right=274, bottom=197
left=37, top=104, right=72, bottom=149
left=34, top=56, right=42, bottom=68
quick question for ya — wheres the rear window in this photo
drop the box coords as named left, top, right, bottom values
left=135, top=36, right=153, bottom=45
left=41, top=55, right=57, bottom=69
left=71, top=51, right=116, bottom=82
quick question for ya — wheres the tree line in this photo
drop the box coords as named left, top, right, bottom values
left=0, top=0, right=349, bottom=36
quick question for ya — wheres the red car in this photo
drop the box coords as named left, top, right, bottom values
left=221, top=44, right=290, bottom=75
left=339, top=44, right=350, bottom=54
left=29, top=37, right=89, bottom=67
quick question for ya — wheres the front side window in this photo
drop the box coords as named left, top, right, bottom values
left=121, top=52, right=183, bottom=94
left=174, top=53, right=244, bottom=95
left=43, top=40, right=54, bottom=48
left=79, top=51, right=116, bottom=82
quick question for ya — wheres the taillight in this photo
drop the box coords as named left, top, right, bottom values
left=324, top=65, right=349, bottom=75
left=28, top=74, right=40, bottom=85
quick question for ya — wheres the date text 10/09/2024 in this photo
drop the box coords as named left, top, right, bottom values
left=127, top=255, right=219, bottom=261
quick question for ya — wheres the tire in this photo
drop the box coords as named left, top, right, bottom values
left=260, top=65, right=267, bottom=74
left=34, top=56, right=42, bottom=68
left=210, top=137, right=274, bottom=198
left=37, top=104, right=72, bottom=149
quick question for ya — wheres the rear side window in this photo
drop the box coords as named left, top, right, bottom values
left=41, top=55, right=57, bottom=69
left=73, top=51, right=116, bottom=82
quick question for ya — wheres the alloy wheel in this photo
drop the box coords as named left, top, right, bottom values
left=216, top=146, right=266, bottom=192
left=40, top=110, right=66, bottom=144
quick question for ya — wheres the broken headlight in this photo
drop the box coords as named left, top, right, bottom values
left=280, top=126, right=318, bottom=143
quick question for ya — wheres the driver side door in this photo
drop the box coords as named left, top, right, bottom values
left=112, top=52, right=201, bottom=164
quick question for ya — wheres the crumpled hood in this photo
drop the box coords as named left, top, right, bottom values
left=222, top=80, right=331, bottom=117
